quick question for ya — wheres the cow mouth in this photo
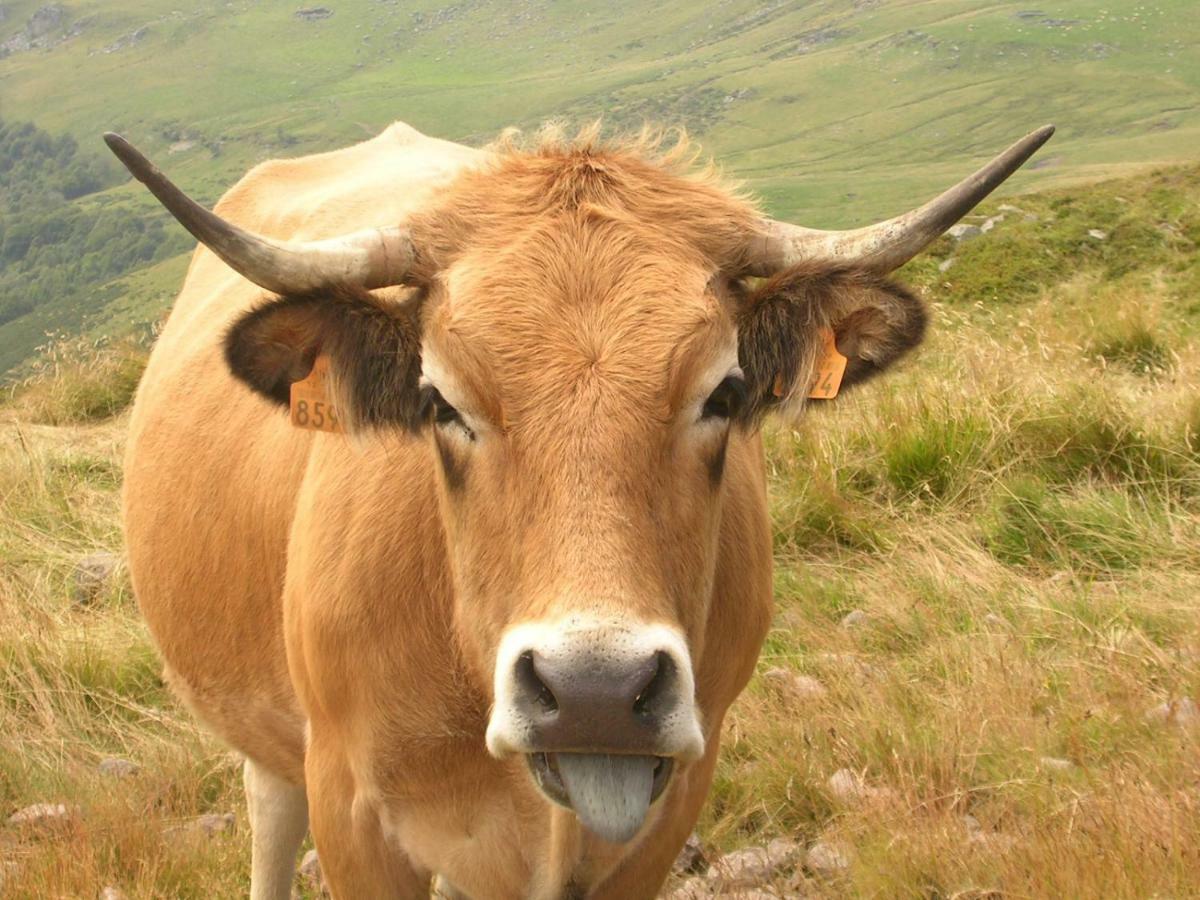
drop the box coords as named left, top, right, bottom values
left=526, top=752, right=674, bottom=844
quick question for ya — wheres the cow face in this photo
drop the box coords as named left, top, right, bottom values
left=223, top=143, right=926, bottom=844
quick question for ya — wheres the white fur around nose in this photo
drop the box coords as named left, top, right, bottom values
left=485, top=618, right=705, bottom=761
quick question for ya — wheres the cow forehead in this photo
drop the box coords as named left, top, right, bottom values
left=410, top=139, right=757, bottom=421
left=424, top=226, right=734, bottom=421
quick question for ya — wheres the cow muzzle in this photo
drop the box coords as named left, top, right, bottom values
left=485, top=620, right=704, bottom=843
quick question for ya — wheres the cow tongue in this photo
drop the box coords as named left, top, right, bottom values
left=554, top=753, right=657, bottom=844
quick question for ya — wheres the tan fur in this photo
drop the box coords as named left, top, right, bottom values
left=124, top=122, right=920, bottom=898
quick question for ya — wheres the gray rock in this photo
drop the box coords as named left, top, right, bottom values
left=1145, top=697, right=1199, bottom=730
left=98, top=757, right=139, bottom=778
left=707, top=846, right=773, bottom=888
left=72, top=552, right=120, bottom=605
left=663, top=878, right=713, bottom=899
left=1087, top=228, right=1108, bottom=240
left=938, top=257, right=955, bottom=272
left=196, top=812, right=235, bottom=835
left=295, top=6, right=333, bottom=20
left=7, top=802, right=78, bottom=827
left=673, top=832, right=707, bottom=875
left=806, top=840, right=853, bottom=873
left=299, top=848, right=326, bottom=893
left=968, top=828, right=1016, bottom=851
left=707, top=839, right=802, bottom=889
left=947, top=223, right=982, bottom=241
left=166, top=812, right=235, bottom=838
left=980, top=214, right=1005, bottom=233
left=1039, top=756, right=1073, bottom=772
left=762, top=668, right=827, bottom=703
left=827, top=768, right=866, bottom=802
left=765, top=837, right=804, bottom=869
left=840, top=609, right=867, bottom=628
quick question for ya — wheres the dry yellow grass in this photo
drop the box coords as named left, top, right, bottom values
left=1, top=165, right=1198, bottom=898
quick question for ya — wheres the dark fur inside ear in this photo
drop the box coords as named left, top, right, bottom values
left=736, top=263, right=927, bottom=421
left=223, top=287, right=424, bottom=431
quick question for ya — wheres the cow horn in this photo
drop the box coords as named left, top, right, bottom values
left=747, top=125, right=1055, bottom=275
left=102, top=133, right=416, bottom=295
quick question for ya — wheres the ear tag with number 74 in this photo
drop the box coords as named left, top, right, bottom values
left=772, top=328, right=848, bottom=401
left=807, top=328, right=847, bottom=400
left=290, top=356, right=343, bottom=433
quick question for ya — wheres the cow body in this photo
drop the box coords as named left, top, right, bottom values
left=124, top=123, right=774, bottom=897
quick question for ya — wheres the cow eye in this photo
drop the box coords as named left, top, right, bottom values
left=420, top=386, right=475, bottom=440
left=701, top=376, right=747, bottom=421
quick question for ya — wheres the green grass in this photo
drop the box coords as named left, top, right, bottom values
left=3, top=0, right=1200, bottom=371
left=4, top=335, right=148, bottom=425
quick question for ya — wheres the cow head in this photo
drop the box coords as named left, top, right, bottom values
left=106, top=125, right=1051, bottom=844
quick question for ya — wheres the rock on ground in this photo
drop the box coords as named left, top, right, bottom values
left=72, top=551, right=121, bottom=605
left=947, top=223, right=982, bottom=241
left=6, top=802, right=78, bottom=828
left=295, top=6, right=333, bottom=20
left=840, top=609, right=868, bottom=628
left=673, top=832, right=707, bottom=875
left=827, top=768, right=866, bottom=801
left=706, top=847, right=773, bottom=888
left=705, top=838, right=802, bottom=889
left=166, top=812, right=235, bottom=839
left=99, top=888, right=127, bottom=900
left=1145, top=697, right=1199, bottom=731
left=762, top=668, right=827, bottom=704
left=98, top=757, right=139, bottom=778
left=1039, top=756, right=1073, bottom=772
left=299, top=848, right=326, bottom=893
left=806, top=840, right=853, bottom=873
left=663, top=878, right=712, bottom=899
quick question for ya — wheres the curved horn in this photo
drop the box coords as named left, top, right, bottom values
left=748, top=125, right=1055, bottom=275
left=103, top=133, right=416, bottom=295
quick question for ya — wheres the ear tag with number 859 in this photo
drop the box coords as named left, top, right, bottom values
left=290, top=356, right=342, bottom=433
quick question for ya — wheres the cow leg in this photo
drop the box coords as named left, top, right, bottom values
left=306, top=739, right=429, bottom=899
left=244, top=758, right=309, bottom=900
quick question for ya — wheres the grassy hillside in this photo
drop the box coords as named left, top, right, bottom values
left=1, top=0, right=1198, bottom=371
left=1, top=161, right=1198, bottom=897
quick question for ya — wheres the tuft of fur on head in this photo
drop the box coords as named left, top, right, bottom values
left=411, top=120, right=764, bottom=277
left=484, top=119, right=739, bottom=194
left=736, top=263, right=927, bottom=424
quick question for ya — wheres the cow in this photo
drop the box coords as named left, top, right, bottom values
left=107, top=120, right=1052, bottom=899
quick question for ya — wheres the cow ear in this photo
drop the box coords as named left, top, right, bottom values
left=223, top=287, right=424, bottom=431
left=737, top=264, right=927, bottom=422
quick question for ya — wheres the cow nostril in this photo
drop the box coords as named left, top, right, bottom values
left=633, top=651, right=675, bottom=717
left=516, top=651, right=558, bottom=712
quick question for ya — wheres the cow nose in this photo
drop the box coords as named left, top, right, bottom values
left=513, top=648, right=676, bottom=745
left=486, top=622, right=705, bottom=762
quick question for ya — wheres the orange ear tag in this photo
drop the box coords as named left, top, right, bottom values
left=807, top=328, right=847, bottom=400
left=290, top=356, right=343, bottom=433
